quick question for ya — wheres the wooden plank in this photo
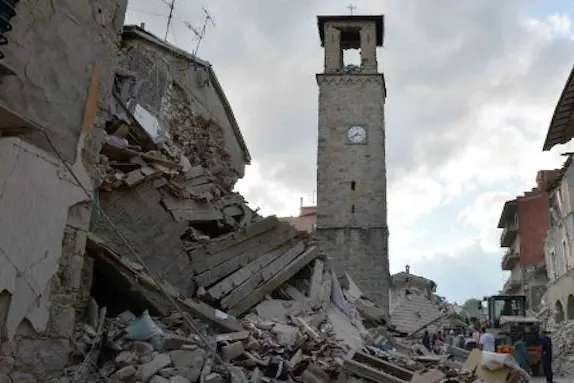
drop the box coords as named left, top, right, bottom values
left=188, top=216, right=279, bottom=258
left=215, top=331, right=250, bottom=343
left=352, top=351, right=414, bottom=381
left=191, top=219, right=283, bottom=273
left=207, top=240, right=298, bottom=299
left=342, top=359, right=406, bottom=383
left=223, top=205, right=243, bottom=217
left=169, top=208, right=224, bottom=223
left=87, top=240, right=242, bottom=333
left=194, top=226, right=297, bottom=287
left=101, top=144, right=182, bottom=170
left=220, top=241, right=306, bottom=309
left=161, top=195, right=215, bottom=211
left=82, top=61, right=100, bottom=132
left=228, top=245, right=319, bottom=316
left=308, top=259, right=324, bottom=300
left=183, top=166, right=208, bottom=180
left=179, top=298, right=243, bottom=333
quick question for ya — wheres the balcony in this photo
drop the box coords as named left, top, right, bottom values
left=501, top=249, right=520, bottom=271
left=500, top=224, right=518, bottom=247
left=503, top=274, right=522, bottom=294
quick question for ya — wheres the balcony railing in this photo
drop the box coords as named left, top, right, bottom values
left=503, top=274, right=522, bottom=293
left=501, top=249, right=520, bottom=271
left=500, top=224, right=518, bottom=247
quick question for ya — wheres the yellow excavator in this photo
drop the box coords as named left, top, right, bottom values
left=481, top=295, right=543, bottom=375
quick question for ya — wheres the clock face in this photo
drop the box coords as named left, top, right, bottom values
left=348, top=125, right=367, bottom=144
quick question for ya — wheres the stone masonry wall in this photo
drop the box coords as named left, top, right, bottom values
left=0, top=202, right=92, bottom=382
left=315, top=73, right=389, bottom=309
left=0, top=1, right=128, bottom=380
left=0, top=0, right=128, bottom=163
left=119, top=37, right=247, bottom=179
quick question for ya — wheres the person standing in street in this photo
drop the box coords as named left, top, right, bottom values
left=479, top=327, right=496, bottom=352
left=540, top=330, right=553, bottom=383
left=422, top=330, right=431, bottom=351
left=512, top=332, right=531, bottom=374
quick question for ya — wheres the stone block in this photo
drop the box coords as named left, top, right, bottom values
left=47, top=304, right=76, bottom=338
left=16, top=339, right=70, bottom=372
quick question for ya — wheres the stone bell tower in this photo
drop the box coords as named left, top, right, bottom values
left=315, top=14, right=389, bottom=312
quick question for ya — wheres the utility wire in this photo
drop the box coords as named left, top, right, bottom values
left=37, top=128, right=228, bottom=373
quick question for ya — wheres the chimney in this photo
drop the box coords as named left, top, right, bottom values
left=140, top=22, right=146, bottom=30
left=300, top=197, right=303, bottom=208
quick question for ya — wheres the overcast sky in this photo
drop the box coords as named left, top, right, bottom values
left=127, top=0, right=574, bottom=304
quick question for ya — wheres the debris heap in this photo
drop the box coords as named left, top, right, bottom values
left=70, top=112, right=531, bottom=382
left=547, top=320, right=574, bottom=376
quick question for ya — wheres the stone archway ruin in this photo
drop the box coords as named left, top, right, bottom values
left=556, top=300, right=565, bottom=323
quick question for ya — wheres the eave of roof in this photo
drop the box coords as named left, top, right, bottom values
left=497, top=199, right=518, bottom=228
left=317, top=15, right=384, bottom=47
left=543, top=64, right=574, bottom=151
left=121, top=25, right=251, bottom=165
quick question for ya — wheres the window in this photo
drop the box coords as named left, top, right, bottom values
left=351, top=205, right=355, bottom=214
left=351, top=181, right=356, bottom=190
left=551, top=250, right=557, bottom=279
left=563, top=240, right=570, bottom=272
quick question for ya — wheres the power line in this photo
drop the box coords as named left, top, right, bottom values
left=127, top=9, right=169, bottom=18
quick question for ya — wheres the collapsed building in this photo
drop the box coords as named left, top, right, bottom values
left=0, top=3, right=535, bottom=383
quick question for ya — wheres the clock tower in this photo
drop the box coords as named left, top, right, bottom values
left=315, top=14, right=389, bottom=312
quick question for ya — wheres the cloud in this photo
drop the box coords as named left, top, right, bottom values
left=410, top=240, right=507, bottom=304
left=458, top=191, right=515, bottom=253
left=126, top=0, right=574, bottom=302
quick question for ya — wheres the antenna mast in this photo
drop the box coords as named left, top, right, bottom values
left=183, top=7, right=215, bottom=58
left=164, top=0, right=176, bottom=40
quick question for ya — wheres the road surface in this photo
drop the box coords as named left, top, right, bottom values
left=532, top=376, right=572, bottom=382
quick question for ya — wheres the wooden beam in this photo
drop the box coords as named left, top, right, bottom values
left=220, top=241, right=306, bottom=309
left=207, top=240, right=299, bottom=300
left=342, top=359, right=406, bottom=383
left=228, top=245, right=319, bottom=316
left=191, top=219, right=284, bottom=273
left=188, top=216, right=279, bottom=261
left=82, top=61, right=100, bottom=132
left=193, top=226, right=296, bottom=287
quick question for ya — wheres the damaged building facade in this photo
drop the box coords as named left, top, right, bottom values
left=544, top=155, right=574, bottom=323
left=0, top=0, right=129, bottom=381
left=496, top=171, right=558, bottom=311
left=90, top=25, right=253, bottom=297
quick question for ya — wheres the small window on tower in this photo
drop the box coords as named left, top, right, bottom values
left=351, top=181, right=356, bottom=190
left=351, top=204, right=355, bottom=214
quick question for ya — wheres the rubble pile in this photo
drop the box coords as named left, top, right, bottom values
left=548, top=320, right=574, bottom=376
left=73, top=106, right=528, bottom=382
left=167, top=88, right=235, bottom=190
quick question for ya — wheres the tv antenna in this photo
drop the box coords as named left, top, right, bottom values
left=347, top=4, right=356, bottom=15
left=164, top=0, right=176, bottom=40
left=183, top=7, right=216, bottom=58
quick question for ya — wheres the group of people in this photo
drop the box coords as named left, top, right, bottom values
left=421, top=327, right=554, bottom=383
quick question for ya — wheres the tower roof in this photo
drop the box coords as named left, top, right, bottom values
left=317, top=15, right=384, bottom=47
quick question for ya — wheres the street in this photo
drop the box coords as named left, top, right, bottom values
left=532, top=377, right=573, bottom=383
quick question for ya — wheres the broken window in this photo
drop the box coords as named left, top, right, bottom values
left=133, top=104, right=169, bottom=143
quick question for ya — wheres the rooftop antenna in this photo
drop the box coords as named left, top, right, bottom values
left=347, top=4, right=356, bottom=15
left=164, top=0, right=176, bottom=40
left=183, top=7, right=216, bottom=59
